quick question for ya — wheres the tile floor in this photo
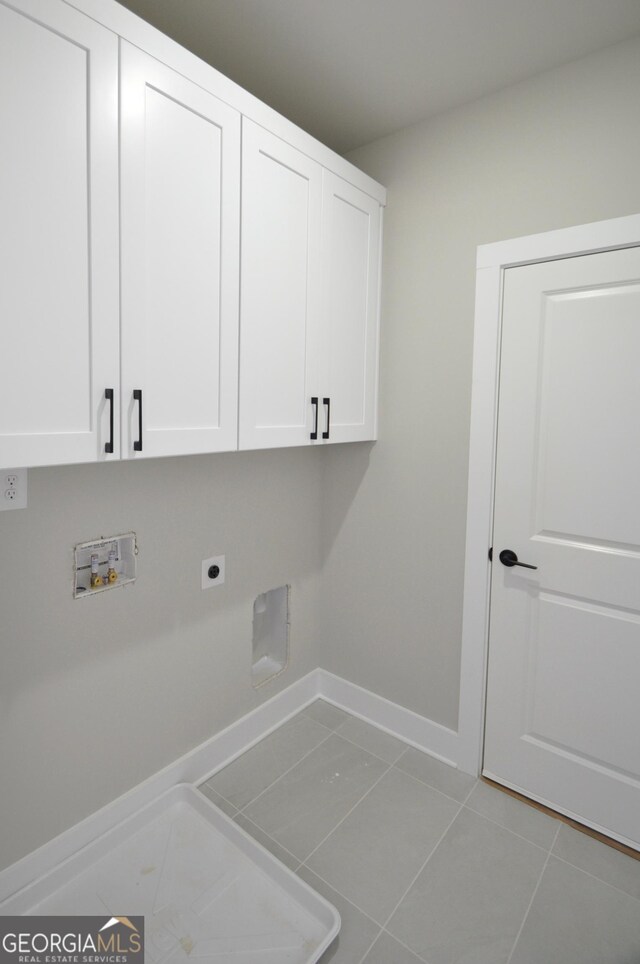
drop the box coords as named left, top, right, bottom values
left=197, top=700, right=640, bottom=964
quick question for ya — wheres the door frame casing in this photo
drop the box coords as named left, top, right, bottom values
left=457, top=212, right=640, bottom=776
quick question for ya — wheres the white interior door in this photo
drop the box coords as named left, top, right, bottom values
left=484, top=246, right=640, bottom=848
left=239, top=120, right=322, bottom=450
left=0, top=0, right=119, bottom=468
left=320, top=172, right=380, bottom=443
left=120, top=42, right=240, bottom=458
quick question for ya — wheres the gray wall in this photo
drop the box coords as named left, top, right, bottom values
left=321, top=34, right=640, bottom=731
left=3, top=33, right=640, bottom=873
left=0, top=449, right=323, bottom=870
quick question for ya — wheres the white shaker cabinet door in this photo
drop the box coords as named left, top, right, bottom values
left=239, top=120, right=323, bottom=450
left=0, top=0, right=120, bottom=468
left=320, top=172, right=381, bottom=443
left=120, top=43, right=241, bottom=458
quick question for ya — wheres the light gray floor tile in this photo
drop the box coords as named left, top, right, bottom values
left=395, top=748, right=476, bottom=803
left=362, top=931, right=425, bottom=964
left=552, top=824, right=640, bottom=902
left=387, top=808, right=547, bottom=964
left=233, top=813, right=300, bottom=871
left=307, top=767, right=459, bottom=923
left=465, top=781, right=559, bottom=850
left=244, top=734, right=387, bottom=860
left=335, top=716, right=408, bottom=764
left=196, top=782, right=238, bottom=817
left=296, top=866, right=381, bottom=964
left=204, top=712, right=329, bottom=809
left=303, top=700, right=351, bottom=731
left=510, top=856, right=640, bottom=964
left=197, top=715, right=640, bottom=964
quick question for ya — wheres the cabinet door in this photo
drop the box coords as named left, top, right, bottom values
left=0, top=0, right=119, bottom=468
left=120, top=43, right=240, bottom=458
left=320, top=172, right=381, bottom=443
left=239, top=120, right=322, bottom=450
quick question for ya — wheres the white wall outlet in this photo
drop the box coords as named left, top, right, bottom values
left=1, top=468, right=27, bottom=511
left=202, top=554, right=225, bottom=589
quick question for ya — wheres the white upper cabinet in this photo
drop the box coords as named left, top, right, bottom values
left=239, top=123, right=382, bottom=450
left=239, top=120, right=323, bottom=450
left=0, top=0, right=120, bottom=468
left=320, top=172, right=381, bottom=444
left=120, top=43, right=241, bottom=458
left=1, top=0, right=384, bottom=470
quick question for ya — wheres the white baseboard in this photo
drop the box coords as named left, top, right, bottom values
left=0, top=668, right=460, bottom=904
left=0, top=669, right=321, bottom=905
left=317, top=670, right=459, bottom=766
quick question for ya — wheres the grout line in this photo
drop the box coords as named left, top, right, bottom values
left=356, top=928, right=384, bottom=964
left=301, top=703, right=348, bottom=732
left=231, top=705, right=394, bottom=815
left=333, top=729, right=411, bottom=768
left=210, top=709, right=412, bottom=835
left=301, top=757, right=397, bottom=869
left=197, top=783, right=239, bottom=815
left=335, top=744, right=412, bottom=777
left=393, top=743, right=479, bottom=806
left=298, top=865, right=382, bottom=931
left=550, top=853, right=640, bottom=905
left=462, top=777, right=480, bottom=813
left=379, top=929, right=432, bottom=964
left=380, top=800, right=465, bottom=931
left=232, top=812, right=302, bottom=868
left=236, top=728, right=404, bottom=851
left=201, top=710, right=640, bottom=959
left=355, top=924, right=435, bottom=964
left=505, top=823, right=561, bottom=964
left=232, top=729, right=334, bottom=815
left=392, top=759, right=479, bottom=807
left=204, top=702, right=336, bottom=786
left=298, top=861, right=384, bottom=927
left=206, top=705, right=459, bottom=817
left=308, top=703, right=412, bottom=768
left=394, top=746, right=410, bottom=766
left=482, top=777, right=640, bottom=862
left=297, top=866, right=387, bottom=964
left=462, top=802, right=559, bottom=855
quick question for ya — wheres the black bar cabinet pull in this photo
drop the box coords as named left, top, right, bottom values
left=133, top=389, right=143, bottom=452
left=322, top=397, right=330, bottom=440
left=310, top=397, right=319, bottom=440
left=499, top=549, right=537, bottom=570
left=104, top=388, right=114, bottom=454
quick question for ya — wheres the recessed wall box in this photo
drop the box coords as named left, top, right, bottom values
left=252, top=585, right=290, bottom=687
left=74, top=532, right=137, bottom=598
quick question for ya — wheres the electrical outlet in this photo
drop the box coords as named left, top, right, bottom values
left=202, top=554, right=225, bottom=589
left=1, top=468, right=27, bottom=511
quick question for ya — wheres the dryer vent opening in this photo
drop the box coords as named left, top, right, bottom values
left=252, top=585, right=290, bottom=687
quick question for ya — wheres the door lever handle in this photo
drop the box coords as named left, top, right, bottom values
left=499, top=549, right=537, bottom=570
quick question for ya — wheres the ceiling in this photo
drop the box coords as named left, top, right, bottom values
left=117, top=0, right=640, bottom=154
